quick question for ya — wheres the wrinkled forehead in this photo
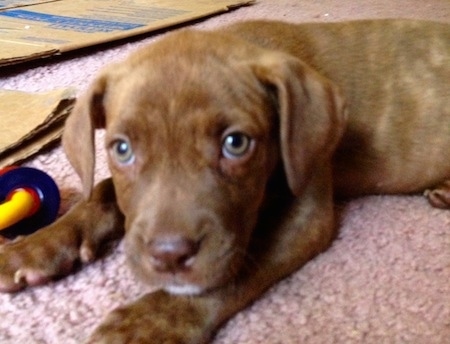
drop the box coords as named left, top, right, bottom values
left=103, top=49, right=275, bottom=135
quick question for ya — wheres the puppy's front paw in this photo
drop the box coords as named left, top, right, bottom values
left=87, top=291, right=212, bottom=344
left=0, top=222, right=81, bottom=292
left=0, top=179, right=124, bottom=293
left=424, top=180, right=450, bottom=209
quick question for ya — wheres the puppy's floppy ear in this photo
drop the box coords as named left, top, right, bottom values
left=62, top=74, right=108, bottom=199
left=252, top=52, right=347, bottom=196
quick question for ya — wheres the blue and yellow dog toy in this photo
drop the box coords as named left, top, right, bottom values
left=0, top=167, right=60, bottom=239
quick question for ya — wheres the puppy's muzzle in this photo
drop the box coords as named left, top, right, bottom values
left=148, top=235, right=200, bottom=273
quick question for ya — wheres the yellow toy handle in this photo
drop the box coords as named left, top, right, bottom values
left=0, top=189, right=39, bottom=231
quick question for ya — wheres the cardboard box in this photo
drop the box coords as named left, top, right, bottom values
left=0, top=0, right=253, bottom=66
left=0, top=88, right=76, bottom=167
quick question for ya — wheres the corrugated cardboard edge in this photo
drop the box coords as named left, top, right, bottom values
left=59, top=1, right=256, bottom=52
left=0, top=96, right=75, bottom=168
left=0, top=50, right=59, bottom=67
left=0, top=0, right=255, bottom=67
left=0, top=0, right=60, bottom=11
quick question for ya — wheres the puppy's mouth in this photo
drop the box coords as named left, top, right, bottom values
left=164, top=283, right=204, bottom=296
left=124, top=231, right=243, bottom=296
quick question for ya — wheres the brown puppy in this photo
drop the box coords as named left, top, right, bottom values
left=0, top=19, right=449, bottom=343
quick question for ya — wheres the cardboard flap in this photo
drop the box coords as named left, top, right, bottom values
left=0, top=0, right=254, bottom=66
left=0, top=88, right=76, bottom=167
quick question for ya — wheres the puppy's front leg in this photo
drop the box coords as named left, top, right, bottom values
left=425, top=180, right=450, bottom=209
left=0, top=178, right=124, bottom=292
left=87, top=204, right=334, bottom=344
left=87, top=291, right=215, bottom=344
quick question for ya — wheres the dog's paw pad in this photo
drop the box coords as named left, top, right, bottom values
left=424, top=180, right=450, bottom=209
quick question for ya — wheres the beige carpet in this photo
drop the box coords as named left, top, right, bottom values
left=1, top=1, right=449, bottom=343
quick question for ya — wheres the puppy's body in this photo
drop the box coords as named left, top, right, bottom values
left=227, top=20, right=450, bottom=196
left=0, top=20, right=449, bottom=343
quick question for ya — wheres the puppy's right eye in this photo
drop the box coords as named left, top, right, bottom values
left=111, top=139, right=135, bottom=165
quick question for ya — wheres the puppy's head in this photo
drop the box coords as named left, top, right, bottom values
left=63, top=28, right=346, bottom=295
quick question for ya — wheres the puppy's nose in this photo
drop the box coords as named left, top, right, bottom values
left=148, top=236, right=199, bottom=272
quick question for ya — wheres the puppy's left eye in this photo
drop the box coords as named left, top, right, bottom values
left=222, top=132, right=252, bottom=159
left=111, top=138, right=135, bottom=165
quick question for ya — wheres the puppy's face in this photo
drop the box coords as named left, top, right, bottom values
left=63, top=29, right=345, bottom=295
left=102, top=33, right=280, bottom=294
